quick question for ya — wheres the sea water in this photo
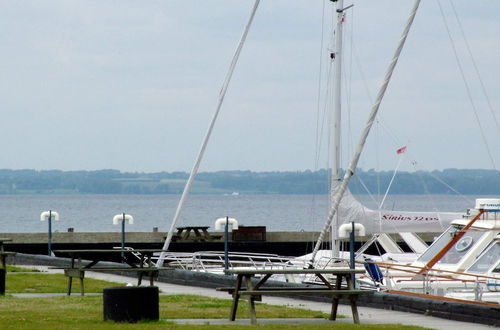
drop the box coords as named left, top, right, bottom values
left=0, top=194, right=478, bottom=233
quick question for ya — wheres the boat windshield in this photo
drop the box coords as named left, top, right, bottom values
left=467, top=241, right=500, bottom=274
left=417, top=226, right=486, bottom=265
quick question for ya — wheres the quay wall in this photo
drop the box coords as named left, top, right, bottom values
left=0, top=231, right=436, bottom=256
left=0, top=231, right=326, bottom=244
left=0, top=231, right=332, bottom=257
left=0, top=231, right=435, bottom=244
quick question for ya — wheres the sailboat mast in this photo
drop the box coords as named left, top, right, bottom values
left=330, top=0, right=344, bottom=258
left=312, top=0, right=422, bottom=263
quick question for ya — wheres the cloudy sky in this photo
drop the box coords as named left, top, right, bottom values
left=0, top=0, right=498, bottom=173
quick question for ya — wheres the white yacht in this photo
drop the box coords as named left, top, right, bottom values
left=358, top=198, right=500, bottom=303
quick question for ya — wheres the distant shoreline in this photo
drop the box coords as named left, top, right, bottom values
left=0, top=168, right=498, bottom=195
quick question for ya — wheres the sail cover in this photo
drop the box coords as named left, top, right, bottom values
left=336, top=189, right=462, bottom=234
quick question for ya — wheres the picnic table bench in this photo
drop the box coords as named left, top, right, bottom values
left=173, top=226, right=212, bottom=241
left=220, top=268, right=370, bottom=324
left=52, top=249, right=169, bottom=296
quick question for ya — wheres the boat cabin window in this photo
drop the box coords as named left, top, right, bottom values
left=467, top=241, right=500, bottom=274
left=417, top=226, right=486, bottom=265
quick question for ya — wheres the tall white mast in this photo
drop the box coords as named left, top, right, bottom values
left=312, top=0, right=422, bottom=263
left=330, top=0, right=345, bottom=258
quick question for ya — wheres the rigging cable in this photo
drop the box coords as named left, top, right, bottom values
left=327, top=2, right=339, bottom=202
left=378, top=155, right=404, bottom=210
left=314, top=0, right=328, bottom=172
left=157, top=0, right=262, bottom=266
left=311, top=0, right=423, bottom=262
left=349, top=20, right=471, bottom=211
left=436, top=0, right=496, bottom=170
left=343, top=7, right=354, bottom=162
left=351, top=39, right=470, bottom=208
left=409, top=157, right=473, bottom=205
left=354, top=176, right=380, bottom=206
left=308, top=0, right=329, bottom=255
left=449, top=0, right=500, bottom=132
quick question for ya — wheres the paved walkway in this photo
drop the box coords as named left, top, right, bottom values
left=15, top=266, right=494, bottom=330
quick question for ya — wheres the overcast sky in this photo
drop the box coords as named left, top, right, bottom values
left=0, top=0, right=498, bottom=173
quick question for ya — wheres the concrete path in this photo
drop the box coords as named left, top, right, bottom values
left=15, top=266, right=494, bottom=330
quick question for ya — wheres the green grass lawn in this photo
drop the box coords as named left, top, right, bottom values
left=0, top=266, right=431, bottom=329
left=0, top=295, right=429, bottom=330
left=6, top=271, right=121, bottom=294
left=6, top=265, right=41, bottom=272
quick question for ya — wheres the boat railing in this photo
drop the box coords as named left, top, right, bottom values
left=112, top=246, right=149, bottom=267
left=156, top=251, right=296, bottom=272
left=363, top=259, right=500, bottom=301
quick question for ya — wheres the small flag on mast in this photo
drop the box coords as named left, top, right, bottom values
left=396, top=146, right=407, bottom=154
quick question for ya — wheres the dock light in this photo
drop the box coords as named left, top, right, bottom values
left=338, top=222, right=365, bottom=289
left=113, top=213, right=133, bottom=262
left=40, top=210, right=60, bottom=256
left=215, top=217, right=238, bottom=270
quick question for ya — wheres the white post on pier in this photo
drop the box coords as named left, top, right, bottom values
left=215, top=217, right=238, bottom=270
left=113, top=213, right=134, bottom=262
left=40, top=210, right=60, bottom=256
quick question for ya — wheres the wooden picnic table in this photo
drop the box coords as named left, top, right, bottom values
left=222, top=268, right=369, bottom=325
left=174, top=226, right=211, bottom=241
left=53, top=249, right=169, bottom=296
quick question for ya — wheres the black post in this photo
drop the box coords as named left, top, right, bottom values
left=121, top=213, right=126, bottom=263
left=48, top=210, right=52, bottom=256
left=350, top=221, right=356, bottom=288
left=0, top=268, right=5, bottom=295
left=224, top=216, right=229, bottom=270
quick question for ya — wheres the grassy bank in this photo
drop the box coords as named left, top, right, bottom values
left=0, top=266, right=431, bottom=329
left=6, top=266, right=120, bottom=294
left=0, top=295, right=429, bottom=329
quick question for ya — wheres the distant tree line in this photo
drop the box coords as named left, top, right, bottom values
left=0, top=168, right=498, bottom=195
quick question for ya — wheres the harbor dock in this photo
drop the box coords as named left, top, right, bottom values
left=0, top=229, right=437, bottom=257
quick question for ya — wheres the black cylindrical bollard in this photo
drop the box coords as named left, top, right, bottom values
left=0, top=268, right=6, bottom=295
left=103, top=286, right=159, bottom=323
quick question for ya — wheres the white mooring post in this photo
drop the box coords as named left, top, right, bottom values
left=113, top=213, right=134, bottom=262
left=215, top=217, right=238, bottom=270
left=40, top=210, right=60, bottom=256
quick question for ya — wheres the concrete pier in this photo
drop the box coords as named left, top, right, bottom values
left=0, top=231, right=330, bottom=257
left=0, top=231, right=436, bottom=256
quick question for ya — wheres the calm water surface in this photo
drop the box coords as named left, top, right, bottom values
left=0, top=194, right=479, bottom=233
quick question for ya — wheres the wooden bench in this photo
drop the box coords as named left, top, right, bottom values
left=57, top=267, right=160, bottom=296
left=0, top=251, right=16, bottom=269
left=221, top=268, right=370, bottom=324
left=218, top=286, right=365, bottom=294
left=52, top=249, right=169, bottom=296
left=0, top=238, right=14, bottom=268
